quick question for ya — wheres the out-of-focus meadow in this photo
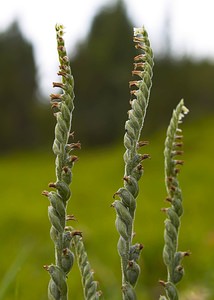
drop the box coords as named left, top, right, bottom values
left=0, top=1, right=214, bottom=299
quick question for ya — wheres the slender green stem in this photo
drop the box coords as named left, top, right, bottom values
left=71, top=229, right=102, bottom=300
left=160, top=100, right=190, bottom=300
left=42, top=24, right=78, bottom=300
left=42, top=24, right=102, bottom=300
left=112, top=27, right=154, bottom=300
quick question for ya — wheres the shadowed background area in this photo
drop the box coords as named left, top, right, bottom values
left=0, top=0, right=213, bottom=299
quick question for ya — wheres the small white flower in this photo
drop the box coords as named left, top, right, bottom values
left=133, top=27, right=144, bottom=36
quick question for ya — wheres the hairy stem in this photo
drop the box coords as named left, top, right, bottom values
left=159, top=99, right=189, bottom=300
left=43, top=24, right=78, bottom=300
left=112, top=27, right=154, bottom=300
left=71, top=230, right=102, bottom=300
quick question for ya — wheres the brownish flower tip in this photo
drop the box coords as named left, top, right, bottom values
left=51, top=102, right=60, bottom=110
left=57, top=71, right=67, bottom=78
left=170, top=185, right=176, bottom=192
left=113, top=192, right=119, bottom=199
left=71, top=230, right=82, bottom=237
left=175, top=160, right=184, bottom=166
left=175, top=135, right=183, bottom=140
left=133, top=62, right=145, bottom=70
left=142, top=154, right=150, bottom=160
left=66, top=214, right=76, bottom=221
left=62, top=56, right=69, bottom=63
left=62, top=166, right=69, bottom=173
left=48, top=182, right=56, bottom=188
left=176, top=265, right=183, bottom=272
left=167, top=176, right=173, bottom=182
left=137, top=164, right=143, bottom=171
left=174, top=142, right=183, bottom=148
left=42, top=190, right=49, bottom=197
left=96, top=290, right=103, bottom=297
left=70, top=155, right=79, bottom=163
left=132, top=70, right=143, bottom=77
left=175, top=150, right=184, bottom=156
left=68, top=142, right=81, bottom=150
left=183, top=251, right=191, bottom=257
left=129, top=80, right=138, bottom=88
left=58, top=37, right=63, bottom=43
left=165, top=197, right=172, bottom=203
left=62, top=248, right=69, bottom=255
left=159, top=280, right=166, bottom=287
left=59, top=64, right=65, bottom=71
left=52, top=82, right=64, bottom=89
left=139, top=243, right=144, bottom=250
left=135, top=43, right=145, bottom=50
left=137, top=140, right=149, bottom=148
left=50, top=93, right=61, bottom=100
left=58, top=45, right=66, bottom=52
left=133, top=36, right=144, bottom=43
left=123, top=176, right=130, bottom=183
left=130, top=90, right=137, bottom=96
left=175, top=168, right=180, bottom=174
left=128, top=260, right=134, bottom=267
left=43, top=265, right=50, bottom=271
left=110, top=202, right=115, bottom=208
left=134, top=54, right=146, bottom=62
left=161, top=208, right=168, bottom=213
left=64, top=226, right=72, bottom=231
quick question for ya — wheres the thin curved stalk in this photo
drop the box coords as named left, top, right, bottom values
left=112, top=27, right=154, bottom=300
left=159, top=99, right=190, bottom=300
left=42, top=24, right=78, bottom=300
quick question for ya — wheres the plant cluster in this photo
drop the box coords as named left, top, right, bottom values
left=43, top=24, right=189, bottom=300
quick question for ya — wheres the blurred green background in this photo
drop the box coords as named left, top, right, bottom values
left=0, top=1, right=214, bottom=299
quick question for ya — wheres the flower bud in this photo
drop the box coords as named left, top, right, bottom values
left=61, top=248, right=74, bottom=274
left=114, top=188, right=135, bottom=210
left=122, top=283, right=137, bottom=300
left=46, top=264, right=67, bottom=294
left=117, top=236, right=127, bottom=257
left=173, top=265, right=184, bottom=284
left=48, top=278, right=60, bottom=299
left=48, top=206, right=64, bottom=233
left=123, top=176, right=139, bottom=198
left=115, top=216, right=129, bottom=241
left=48, top=192, right=65, bottom=218
left=126, top=261, right=140, bottom=287
left=62, top=231, right=72, bottom=248
left=112, top=200, right=132, bottom=226
left=55, top=181, right=71, bottom=202
left=129, top=243, right=143, bottom=261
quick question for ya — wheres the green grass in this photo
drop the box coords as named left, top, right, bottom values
left=0, top=115, right=213, bottom=299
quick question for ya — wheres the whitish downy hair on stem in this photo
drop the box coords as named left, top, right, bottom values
left=41, top=23, right=81, bottom=300
left=159, top=99, right=190, bottom=300
left=112, top=27, right=154, bottom=300
left=42, top=24, right=101, bottom=300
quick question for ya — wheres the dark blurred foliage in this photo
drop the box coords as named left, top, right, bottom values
left=70, top=0, right=135, bottom=145
left=0, top=21, right=53, bottom=152
left=0, top=1, right=214, bottom=152
left=70, top=0, right=214, bottom=146
left=146, top=58, right=214, bottom=134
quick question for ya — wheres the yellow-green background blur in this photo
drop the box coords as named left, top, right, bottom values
left=0, top=1, right=214, bottom=299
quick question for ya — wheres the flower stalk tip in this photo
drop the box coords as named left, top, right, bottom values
left=113, top=26, right=154, bottom=299
left=43, top=24, right=77, bottom=300
left=160, top=99, right=189, bottom=300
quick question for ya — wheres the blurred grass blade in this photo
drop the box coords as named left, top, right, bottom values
left=0, top=245, right=31, bottom=299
